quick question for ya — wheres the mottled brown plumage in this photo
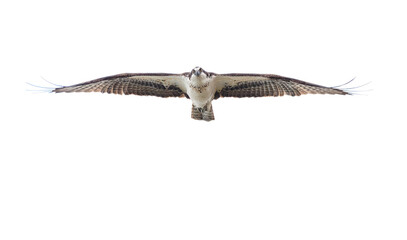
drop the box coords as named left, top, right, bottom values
left=50, top=67, right=352, bottom=121
left=53, top=73, right=188, bottom=98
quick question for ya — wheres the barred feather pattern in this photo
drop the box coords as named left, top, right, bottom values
left=52, top=74, right=186, bottom=98
left=191, top=103, right=214, bottom=121
left=217, top=75, right=349, bottom=98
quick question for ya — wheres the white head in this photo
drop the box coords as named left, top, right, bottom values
left=190, top=66, right=207, bottom=78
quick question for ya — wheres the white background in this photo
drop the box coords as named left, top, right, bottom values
left=1, top=0, right=406, bottom=239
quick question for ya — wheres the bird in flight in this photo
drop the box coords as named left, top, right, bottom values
left=49, top=67, right=353, bottom=121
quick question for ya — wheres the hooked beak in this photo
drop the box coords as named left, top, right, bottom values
left=194, top=69, right=202, bottom=76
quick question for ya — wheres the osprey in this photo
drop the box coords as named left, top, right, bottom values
left=51, top=67, right=352, bottom=121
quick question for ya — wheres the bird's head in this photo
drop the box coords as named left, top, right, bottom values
left=191, top=66, right=206, bottom=78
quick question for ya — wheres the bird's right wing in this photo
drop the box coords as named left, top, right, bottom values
left=52, top=73, right=189, bottom=98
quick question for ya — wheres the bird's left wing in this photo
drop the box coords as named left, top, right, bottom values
left=53, top=73, right=189, bottom=98
left=214, top=74, right=349, bottom=98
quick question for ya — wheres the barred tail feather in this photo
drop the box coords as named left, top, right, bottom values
left=191, top=103, right=215, bottom=121
left=191, top=105, right=203, bottom=120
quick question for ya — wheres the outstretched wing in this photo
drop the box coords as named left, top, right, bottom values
left=214, top=74, right=349, bottom=98
left=53, top=73, right=188, bottom=98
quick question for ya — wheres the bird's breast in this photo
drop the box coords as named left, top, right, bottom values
left=187, top=82, right=215, bottom=108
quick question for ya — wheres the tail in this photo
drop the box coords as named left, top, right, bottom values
left=191, top=103, right=215, bottom=121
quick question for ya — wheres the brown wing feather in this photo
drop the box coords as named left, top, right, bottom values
left=215, top=74, right=349, bottom=98
left=52, top=73, right=187, bottom=98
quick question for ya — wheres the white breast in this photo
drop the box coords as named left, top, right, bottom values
left=186, top=75, right=216, bottom=108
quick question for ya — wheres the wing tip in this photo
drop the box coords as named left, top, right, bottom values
left=52, top=87, right=68, bottom=93
left=25, top=82, right=57, bottom=93
left=332, top=77, right=371, bottom=96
